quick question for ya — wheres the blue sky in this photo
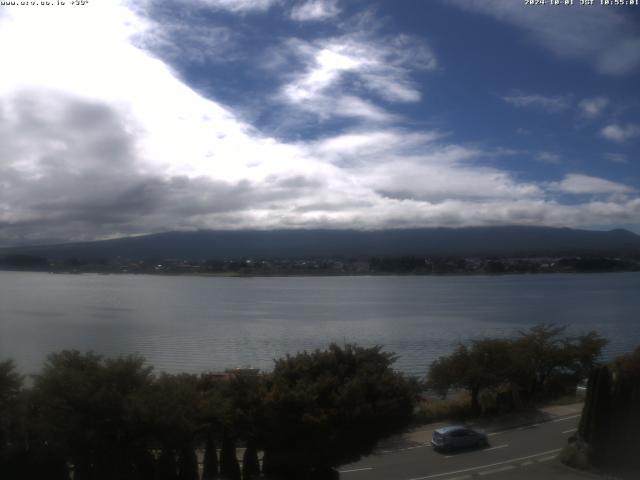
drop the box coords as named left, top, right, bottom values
left=0, top=0, right=639, bottom=245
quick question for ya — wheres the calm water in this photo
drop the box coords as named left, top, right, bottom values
left=1, top=271, right=639, bottom=377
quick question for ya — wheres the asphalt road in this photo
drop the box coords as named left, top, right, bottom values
left=338, top=413, right=582, bottom=480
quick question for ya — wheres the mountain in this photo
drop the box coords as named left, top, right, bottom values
left=2, top=226, right=640, bottom=261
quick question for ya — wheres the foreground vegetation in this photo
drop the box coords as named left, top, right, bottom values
left=426, top=325, right=607, bottom=415
left=0, top=344, right=417, bottom=480
left=563, top=346, right=640, bottom=472
left=1, top=325, right=632, bottom=479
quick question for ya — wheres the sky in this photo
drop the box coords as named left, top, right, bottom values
left=0, top=0, right=639, bottom=246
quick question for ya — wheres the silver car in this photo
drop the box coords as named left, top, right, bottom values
left=431, top=425, right=489, bottom=451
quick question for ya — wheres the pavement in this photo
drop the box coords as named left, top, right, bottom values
left=374, top=402, right=585, bottom=454
left=228, top=402, right=636, bottom=479
left=337, top=403, right=619, bottom=480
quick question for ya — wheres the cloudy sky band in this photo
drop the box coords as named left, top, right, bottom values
left=0, top=0, right=638, bottom=246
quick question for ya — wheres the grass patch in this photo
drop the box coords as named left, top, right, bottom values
left=545, top=393, right=581, bottom=406
left=412, top=393, right=474, bottom=425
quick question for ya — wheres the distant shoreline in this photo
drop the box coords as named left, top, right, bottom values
left=1, top=267, right=639, bottom=278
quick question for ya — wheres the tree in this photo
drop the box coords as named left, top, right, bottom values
left=575, top=347, right=640, bottom=469
left=510, top=325, right=607, bottom=402
left=32, top=351, right=155, bottom=480
left=242, top=444, right=260, bottom=480
left=609, top=347, right=640, bottom=467
left=563, top=331, right=608, bottom=381
left=0, top=360, right=22, bottom=445
left=144, top=373, right=201, bottom=451
left=177, top=445, right=198, bottom=480
left=427, top=339, right=512, bottom=414
left=260, top=344, right=416, bottom=478
left=0, top=361, right=24, bottom=479
left=200, top=432, right=219, bottom=480
left=219, top=429, right=241, bottom=480
left=157, top=449, right=178, bottom=480
left=0, top=360, right=22, bottom=406
left=428, top=325, right=608, bottom=412
left=133, top=449, right=156, bottom=480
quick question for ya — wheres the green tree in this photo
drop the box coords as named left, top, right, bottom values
left=177, top=445, right=198, bottom=480
left=427, top=338, right=512, bottom=414
left=219, top=429, right=241, bottom=480
left=578, top=347, right=640, bottom=468
left=564, top=331, right=608, bottom=380
left=428, top=326, right=607, bottom=412
left=201, top=432, right=219, bottom=480
left=0, top=360, right=24, bottom=479
left=260, top=344, right=416, bottom=479
left=242, top=443, right=260, bottom=480
left=157, top=449, right=178, bottom=480
left=32, top=351, right=154, bottom=480
left=0, top=360, right=22, bottom=442
left=144, top=373, right=201, bottom=449
left=510, top=325, right=607, bottom=402
left=609, top=347, right=640, bottom=467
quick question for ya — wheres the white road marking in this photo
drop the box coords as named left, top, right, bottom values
left=489, top=413, right=580, bottom=436
left=415, top=412, right=581, bottom=439
left=537, top=455, right=557, bottom=462
left=339, top=467, right=373, bottom=474
left=562, top=428, right=577, bottom=434
left=380, top=444, right=429, bottom=454
left=406, top=448, right=562, bottom=480
left=550, top=414, right=581, bottom=423
left=479, top=465, right=515, bottom=476
left=484, top=444, right=508, bottom=452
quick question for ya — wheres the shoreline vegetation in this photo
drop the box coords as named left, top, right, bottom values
left=1, top=253, right=639, bottom=276
left=2, top=325, right=633, bottom=479
left=1, top=343, right=417, bottom=480
left=561, top=347, right=640, bottom=477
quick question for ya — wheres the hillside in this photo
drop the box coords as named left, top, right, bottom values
left=2, top=226, right=640, bottom=261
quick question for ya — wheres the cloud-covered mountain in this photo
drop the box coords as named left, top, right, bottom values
left=3, top=226, right=640, bottom=261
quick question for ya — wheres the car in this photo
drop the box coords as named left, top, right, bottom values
left=431, top=425, right=489, bottom=451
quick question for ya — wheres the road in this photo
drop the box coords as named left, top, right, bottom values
left=339, top=412, right=583, bottom=480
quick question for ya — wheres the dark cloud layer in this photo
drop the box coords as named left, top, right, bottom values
left=0, top=92, right=317, bottom=245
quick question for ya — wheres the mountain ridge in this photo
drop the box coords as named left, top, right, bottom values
left=2, top=226, right=640, bottom=261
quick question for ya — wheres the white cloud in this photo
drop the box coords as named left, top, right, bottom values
left=191, top=0, right=280, bottom=13
left=137, top=21, right=239, bottom=65
left=307, top=130, right=444, bottom=166
left=278, top=34, right=436, bottom=120
left=578, top=97, right=608, bottom=118
left=600, top=124, right=640, bottom=142
left=502, top=92, right=569, bottom=112
left=0, top=1, right=638, bottom=244
left=331, top=96, right=397, bottom=122
left=448, top=0, right=640, bottom=75
left=365, top=162, right=542, bottom=202
left=535, top=152, right=562, bottom=165
left=550, top=174, right=635, bottom=195
left=290, top=0, right=340, bottom=21
left=604, top=153, right=627, bottom=164
left=282, top=45, right=363, bottom=102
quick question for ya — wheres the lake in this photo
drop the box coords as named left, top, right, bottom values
left=1, top=271, right=639, bottom=377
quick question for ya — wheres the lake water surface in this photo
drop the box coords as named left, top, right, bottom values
left=1, top=271, right=639, bottom=377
